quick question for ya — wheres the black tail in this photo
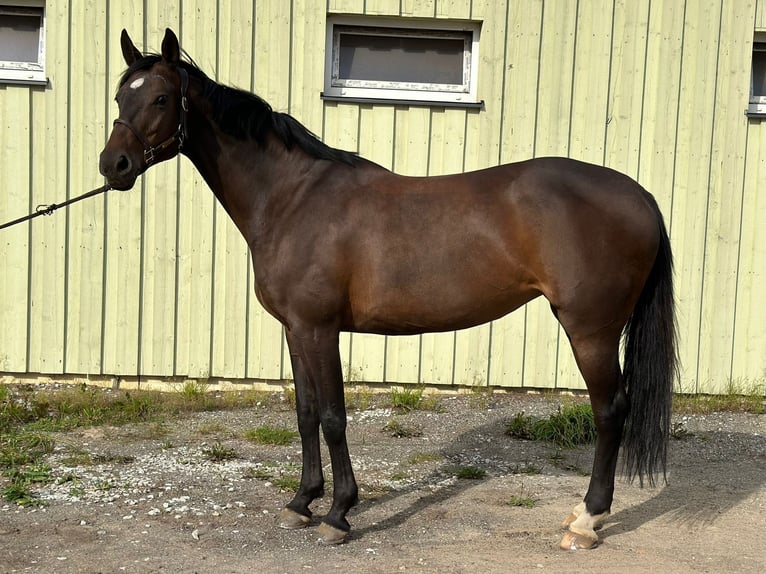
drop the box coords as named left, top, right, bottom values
left=621, top=201, right=678, bottom=487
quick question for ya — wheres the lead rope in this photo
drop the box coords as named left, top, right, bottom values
left=0, top=184, right=112, bottom=231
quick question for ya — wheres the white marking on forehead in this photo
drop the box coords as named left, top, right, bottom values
left=130, top=77, right=145, bottom=90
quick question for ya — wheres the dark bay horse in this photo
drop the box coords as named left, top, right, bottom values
left=100, top=29, right=677, bottom=550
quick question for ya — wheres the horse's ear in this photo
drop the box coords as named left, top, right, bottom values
left=120, top=29, right=142, bottom=66
left=161, top=28, right=180, bottom=66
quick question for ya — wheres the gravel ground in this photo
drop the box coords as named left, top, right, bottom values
left=1, top=387, right=764, bottom=573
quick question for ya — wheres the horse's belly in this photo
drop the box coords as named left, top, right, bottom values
left=346, top=276, right=540, bottom=335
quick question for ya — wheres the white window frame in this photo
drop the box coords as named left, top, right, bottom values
left=0, top=0, right=46, bottom=86
left=323, top=16, right=481, bottom=106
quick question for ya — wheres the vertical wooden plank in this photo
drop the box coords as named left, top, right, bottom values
left=436, top=0, right=472, bottom=20
left=383, top=106, right=431, bottom=384
left=488, top=0, right=541, bottom=389
left=210, top=1, right=255, bottom=379
left=637, top=1, right=685, bottom=219
left=732, top=122, right=766, bottom=384
left=697, top=1, right=754, bottom=391
left=328, top=0, right=365, bottom=15
left=322, top=101, right=361, bottom=380
left=0, top=87, right=31, bottom=371
left=291, top=0, right=326, bottom=133
left=174, top=1, right=217, bottom=378
left=64, top=0, right=108, bottom=373
left=101, top=4, right=145, bottom=377
left=254, top=0, right=292, bottom=110
left=245, top=0, right=290, bottom=380
left=604, top=0, right=649, bottom=178
left=401, top=0, right=436, bottom=18
left=670, top=0, right=722, bottom=392
left=556, top=0, right=614, bottom=392
left=28, top=0, right=70, bottom=374
left=418, top=108, right=462, bottom=386
left=132, top=4, right=183, bottom=377
left=756, top=0, right=766, bottom=28
left=365, top=0, right=401, bottom=16
left=464, top=0, right=506, bottom=171
left=352, top=104, right=397, bottom=383
left=525, top=0, right=577, bottom=390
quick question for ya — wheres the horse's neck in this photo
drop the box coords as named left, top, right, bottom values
left=183, top=129, right=321, bottom=241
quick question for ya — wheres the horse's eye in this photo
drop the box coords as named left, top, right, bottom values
left=155, top=95, right=168, bottom=106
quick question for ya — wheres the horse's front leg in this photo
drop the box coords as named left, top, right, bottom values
left=282, top=325, right=358, bottom=544
left=277, top=339, right=325, bottom=530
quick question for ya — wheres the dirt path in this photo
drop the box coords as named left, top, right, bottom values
left=1, top=392, right=764, bottom=573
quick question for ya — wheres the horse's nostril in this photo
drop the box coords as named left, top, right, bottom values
left=116, top=155, right=131, bottom=175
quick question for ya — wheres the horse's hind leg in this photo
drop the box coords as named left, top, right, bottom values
left=558, top=326, right=628, bottom=550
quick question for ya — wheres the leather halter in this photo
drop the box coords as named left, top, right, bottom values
left=113, top=67, right=189, bottom=166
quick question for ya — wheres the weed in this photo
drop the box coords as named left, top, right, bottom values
left=467, top=386, right=494, bottom=410
left=346, top=386, right=374, bottom=411
left=382, top=418, right=423, bottom=438
left=389, top=471, right=410, bottom=481
left=243, top=425, right=298, bottom=446
left=243, top=467, right=273, bottom=480
left=508, top=495, right=536, bottom=508
left=272, top=477, right=300, bottom=492
left=506, top=403, right=596, bottom=448
left=161, top=440, right=175, bottom=450
left=1, top=464, right=52, bottom=506
left=511, top=462, right=543, bottom=475
left=389, top=386, right=423, bottom=411
left=202, top=442, right=238, bottom=462
left=177, top=380, right=209, bottom=401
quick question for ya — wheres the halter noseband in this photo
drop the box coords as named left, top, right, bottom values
left=113, top=67, right=189, bottom=166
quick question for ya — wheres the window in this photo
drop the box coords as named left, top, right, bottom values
left=323, top=16, right=481, bottom=107
left=748, top=35, right=766, bottom=116
left=0, top=1, right=46, bottom=85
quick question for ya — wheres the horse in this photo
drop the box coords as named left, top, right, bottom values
left=100, top=28, right=677, bottom=550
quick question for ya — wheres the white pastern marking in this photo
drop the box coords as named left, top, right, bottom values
left=130, top=77, right=145, bottom=90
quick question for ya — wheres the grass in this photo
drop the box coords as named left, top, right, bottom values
left=382, top=418, right=423, bottom=438
left=242, top=425, right=298, bottom=446
left=271, top=476, right=300, bottom=492
left=389, top=386, right=443, bottom=413
left=673, top=379, right=765, bottom=415
left=201, top=442, right=238, bottom=462
left=0, top=382, right=273, bottom=504
left=506, top=403, right=596, bottom=449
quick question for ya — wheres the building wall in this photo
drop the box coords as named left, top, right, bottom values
left=0, top=0, right=764, bottom=393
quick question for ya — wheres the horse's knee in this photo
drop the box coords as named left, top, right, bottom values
left=320, top=408, right=347, bottom=444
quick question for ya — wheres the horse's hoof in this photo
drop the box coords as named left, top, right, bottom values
left=316, top=521, right=348, bottom=545
left=559, top=528, right=599, bottom=550
left=277, top=508, right=311, bottom=530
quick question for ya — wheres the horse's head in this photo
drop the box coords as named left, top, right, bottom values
left=99, top=28, right=188, bottom=190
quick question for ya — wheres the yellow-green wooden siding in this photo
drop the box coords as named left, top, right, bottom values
left=1, top=0, right=764, bottom=394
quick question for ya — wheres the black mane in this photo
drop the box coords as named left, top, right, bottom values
left=119, top=55, right=360, bottom=166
